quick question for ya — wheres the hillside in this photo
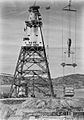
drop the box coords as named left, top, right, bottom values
left=53, top=74, right=84, bottom=88
left=0, top=73, right=13, bottom=85
left=0, top=73, right=84, bottom=88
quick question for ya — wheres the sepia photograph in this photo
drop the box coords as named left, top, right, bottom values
left=0, top=0, right=84, bottom=119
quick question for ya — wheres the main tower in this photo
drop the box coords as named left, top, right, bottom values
left=9, top=5, right=54, bottom=97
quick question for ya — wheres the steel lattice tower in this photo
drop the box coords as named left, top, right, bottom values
left=9, top=5, right=54, bottom=98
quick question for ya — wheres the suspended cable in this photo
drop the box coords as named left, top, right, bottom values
left=46, top=14, right=49, bottom=61
left=45, top=1, right=51, bottom=62
left=68, top=11, right=71, bottom=38
left=61, top=0, right=77, bottom=78
left=62, top=11, right=64, bottom=78
left=75, top=11, right=77, bottom=64
left=62, top=16, right=65, bottom=95
left=73, top=11, right=77, bottom=73
left=33, top=0, right=36, bottom=6
left=60, top=0, right=78, bottom=98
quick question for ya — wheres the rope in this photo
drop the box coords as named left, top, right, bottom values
left=33, top=0, right=36, bottom=6
left=46, top=8, right=50, bottom=61
left=62, top=11, right=65, bottom=78
left=73, top=11, right=77, bottom=73
left=68, top=11, right=71, bottom=38
left=46, top=0, right=53, bottom=62
left=62, top=11, right=64, bottom=63
left=75, top=11, right=77, bottom=64
left=61, top=6, right=77, bottom=76
left=71, top=51, right=75, bottom=73
left=47, top=15, right=49, bottom=61
left=61, top=0, right=77, bottom=97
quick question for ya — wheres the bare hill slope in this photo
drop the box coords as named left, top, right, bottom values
left=0, top=73, right=84, bottom=88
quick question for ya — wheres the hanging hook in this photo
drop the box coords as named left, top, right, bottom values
left=69, top=0, right=71, bottom=7
left=63, top=0, right=76, bottom=12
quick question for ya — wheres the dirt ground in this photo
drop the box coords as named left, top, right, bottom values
left=0, top=97, right=84, bottom=120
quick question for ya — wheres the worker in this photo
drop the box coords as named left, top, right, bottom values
left=67, top=38, right=71, bottom=57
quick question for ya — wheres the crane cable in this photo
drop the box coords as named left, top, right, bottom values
left=61, top=9, right=77, bottom=96
left=46, top=10, right=49, bottom=61
left=62, top=10, right=64, bottom=77
left=61, top=2, right=77, bottom=77
left=46, top=0, right=51, bottom=61
left=74, top=11, right=77, bottom=73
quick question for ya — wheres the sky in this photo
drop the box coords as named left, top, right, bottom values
left=0, top=0, right=84, bottom=78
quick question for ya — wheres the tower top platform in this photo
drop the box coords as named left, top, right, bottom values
left=29, top=5, right=40, bottom=12
left=22, top=46, right=43, bottom=51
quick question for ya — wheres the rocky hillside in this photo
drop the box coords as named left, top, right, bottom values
left=53, top=74, right=84, bottom=88
left=0, top=73, right=13, bottom=85
left=0, top=73, right=84, bottom=88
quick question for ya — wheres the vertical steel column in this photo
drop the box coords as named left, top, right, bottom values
left=40, top=26, right=54, bottom=97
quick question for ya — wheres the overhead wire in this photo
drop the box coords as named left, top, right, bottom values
left=47, top=10, right=50, bottom=62
left=68, top=10, right=71, bottom=38
left=61, top=0, right=77, bottom=82
left=75, top=11, right=77, bottom=64
left=73, top=11, right=77, bottom=73
left=45, top=0, right=52, bottom=62
left=62, top=10, right=65, bottom=77
left=61, top=10, right=65, bottom=94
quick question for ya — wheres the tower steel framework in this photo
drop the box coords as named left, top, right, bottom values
left=9, top=5, right=54, bottom=97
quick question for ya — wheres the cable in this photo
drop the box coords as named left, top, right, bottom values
left=62, top=11, right=65, bottom=78
left=75, top=11, right=77, bottom=64
left=33, top=0, right=36, bottom=6
left=61, top=0, right=77, bottom=97
left=68, top=11, right=71, bottom=38
left=61, top=9, right=66, bottom=97
left=46, top=6, right=50, bottom=61
left=62, top=11, right=64, bottom=63
left=73, top=11, right=77, bottom=74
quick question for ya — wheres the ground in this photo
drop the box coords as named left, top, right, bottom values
left=0, top=93, right=84, bottom=120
